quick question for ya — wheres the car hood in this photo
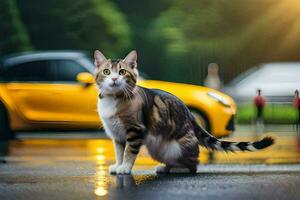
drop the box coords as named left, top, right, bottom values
left=138, top=79, right=236, bottom=107
left=138, top=79, right=211, bottom=93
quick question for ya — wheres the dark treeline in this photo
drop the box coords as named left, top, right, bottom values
left=1, top=0, right=300, bottom=84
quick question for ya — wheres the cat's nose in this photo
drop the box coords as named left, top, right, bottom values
left=111, top=77, right=118, bottom=82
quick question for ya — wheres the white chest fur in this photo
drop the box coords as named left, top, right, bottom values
left=98, top=96, right=118, bottom=118
left=146, top=134, right=182, bottom=165
left=97, top=97, right=125, bottom=141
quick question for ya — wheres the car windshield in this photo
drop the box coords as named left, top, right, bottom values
left=78, top=57, right=95, bottom=73
left=227, top=66, right=260, bottom=86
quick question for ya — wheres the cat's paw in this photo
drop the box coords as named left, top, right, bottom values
left=116, top=164, right=132, bottom=174
left=109, top=163, right=119, bottom=174
left=155, top=165, right=170, bottom=174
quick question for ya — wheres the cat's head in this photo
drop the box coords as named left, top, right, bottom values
left=94, top=50, right=138, bottom=96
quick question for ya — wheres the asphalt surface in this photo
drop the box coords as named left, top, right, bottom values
left=0, top=125, right=300, bottom=200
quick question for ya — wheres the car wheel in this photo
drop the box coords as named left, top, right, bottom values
left=189, top=108, right=210, bottom=132
left=0, top=102, right=13, bottom=140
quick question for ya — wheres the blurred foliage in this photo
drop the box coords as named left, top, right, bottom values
left=0, top=0, right=32, bottom=55
left=237, top=104, right=298, bottom=124
left=15, top=0, right=131, bottom=57
left=113, top=0, right=173, bottom=78
left=146, top=0, right=300, bottom=83
left=1, top=0, right=300, bottom=83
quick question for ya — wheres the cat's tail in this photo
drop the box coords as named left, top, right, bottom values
left=193, top=123, right=274, bottom=152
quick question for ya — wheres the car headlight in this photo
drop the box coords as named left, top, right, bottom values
left=207, top=91, right=231, bottom=107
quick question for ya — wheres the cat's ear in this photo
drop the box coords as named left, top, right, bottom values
left=94, top=50, right=107, bottom=67
left=123, top=50, right=137, bottom=68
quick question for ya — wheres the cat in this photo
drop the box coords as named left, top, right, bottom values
left=94, top=50, right=274, bottom=174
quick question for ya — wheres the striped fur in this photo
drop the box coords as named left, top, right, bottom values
left=94, top=50, right=275, bottom=175
left=194, top=123, right=274, bottom=152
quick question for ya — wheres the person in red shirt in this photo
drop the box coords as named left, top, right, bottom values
left=293, top=90, right=300, bottom=132
left=254, top=89, right=266, bottom=124
left=293, top=90, right=300, bottom=108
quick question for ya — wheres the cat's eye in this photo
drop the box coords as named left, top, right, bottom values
left=103, top=69, right=111, bottom=75
left=119, top=69, right=127, bottom=76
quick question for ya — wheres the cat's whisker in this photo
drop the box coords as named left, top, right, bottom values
left=122, top=89, right=127, bottom=100
left=122, top=87, right=129, bottom=100
left=124, top=87, right=133, bottom=102
left=125, top=85, right=140, bottom=103
left=123, top=88, right=130, bottom=101
left=138, top=87, right=149, bottom=106
left=124, top=86, right=134, bottom=102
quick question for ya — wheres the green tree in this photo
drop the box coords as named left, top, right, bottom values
left=143, top=0, right=300, bottom=84
left=114, top=0, right=173, bottom=77
left=148, top=0, right=278, bottom=83
left=16, top=0, right=131, bottom=57
left=0, top=0, right=32, bottom=55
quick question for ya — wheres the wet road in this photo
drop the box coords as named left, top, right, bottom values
left=0, top=125, right=300, bottom=200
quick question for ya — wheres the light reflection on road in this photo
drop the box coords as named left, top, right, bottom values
left=0, top=127, right=300, bottom=199
left=94, top=149, right=108, bottom=197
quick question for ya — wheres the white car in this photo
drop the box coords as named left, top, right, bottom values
left=224, top=62, right=300, bottom=103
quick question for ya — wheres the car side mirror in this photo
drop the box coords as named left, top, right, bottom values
left=76, top=72, right=95, bottom=86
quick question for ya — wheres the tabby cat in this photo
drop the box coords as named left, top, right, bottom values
left=94, top=50, right=274, bottom=174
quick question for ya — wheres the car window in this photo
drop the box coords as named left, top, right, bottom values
left=3, top=60, right=54, bottom=82
left=247, top=66, right=299, bottom=84
left=55, top=60, right=88, bottom=82
left=258, top=67, right=300, bottom=83
left=228, top=66, right=259, bottom=86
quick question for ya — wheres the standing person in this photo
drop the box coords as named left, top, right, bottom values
left=204, top=63, right=223, bottom=91
left=254, top=89, right=266, bottom=134
left=204, top=63, right=223, bottom=161
left=293, top=90, right=300, bottom=133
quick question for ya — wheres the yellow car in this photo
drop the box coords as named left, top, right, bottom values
left=0, top=51, right=236, bottom=139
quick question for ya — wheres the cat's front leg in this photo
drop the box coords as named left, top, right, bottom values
left=109, top=140, right=125, bottom=174
left=116, top=129, right=143, bottom=174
